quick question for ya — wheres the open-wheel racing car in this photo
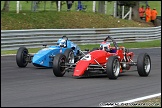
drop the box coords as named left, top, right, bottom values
left=16, top=36, right=83, bottom=68
left=52, top=36, right=151, bottom=79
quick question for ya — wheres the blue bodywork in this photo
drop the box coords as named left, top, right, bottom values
left=32, top=38, right=80, bottom=67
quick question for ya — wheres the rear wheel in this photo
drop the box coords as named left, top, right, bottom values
left=137, top=53, right=151, bottom=76
left=16, top=47, right=29, bottom=67
left=64, top=49, right=74, bottom=63
left=53, top=54, right=66, bottom=77
left=106, top=56, right=120, bottom=79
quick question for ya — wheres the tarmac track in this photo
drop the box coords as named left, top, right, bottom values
left=1, top=48, right=161, bottom=107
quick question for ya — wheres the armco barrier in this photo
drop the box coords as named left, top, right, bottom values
left=1, top=26, right=161, bottom=50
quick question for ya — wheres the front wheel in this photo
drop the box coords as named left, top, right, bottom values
left=53, top=53, right=66, bottom=77
left=106, top=56, right=120, bottom=79
left=16, top=47, right=29, bottom=67
left=137, top=53, right=151, bottom=76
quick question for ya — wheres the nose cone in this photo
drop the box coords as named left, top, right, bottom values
left=32, top=48, right=50, bottom=65
left=32, top=47, right=60, bottom=67
left=32, top=54, right=42, bottom=63
left=73, top=60, right=90, bottom=76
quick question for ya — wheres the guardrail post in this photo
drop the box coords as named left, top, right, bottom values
left=128, top=7, right=132, bottom=20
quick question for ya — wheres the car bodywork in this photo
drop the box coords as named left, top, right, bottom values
left=73, top=47, right=133, bottom=76
left=16, top=36, right=82, bottom=68
left=52, top=36, right=151, bottom=79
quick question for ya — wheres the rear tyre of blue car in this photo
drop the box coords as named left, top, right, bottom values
left=64, top=49, right=74, bottom=63
left=106, top=56, right=120, bottom=79
left=137, top=53, right=151, bottom=76
left=16, top=47, right=29, bottom=67
left=53, top=53, right=66, bottom=77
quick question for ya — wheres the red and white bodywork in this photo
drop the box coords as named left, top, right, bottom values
left=73, top=47, right=134, bottom=77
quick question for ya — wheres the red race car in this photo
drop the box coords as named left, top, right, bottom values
left=52, top=36, right=151, bottom=79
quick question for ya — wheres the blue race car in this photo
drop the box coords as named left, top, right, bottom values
left=16, top=36, right=83, bottom=68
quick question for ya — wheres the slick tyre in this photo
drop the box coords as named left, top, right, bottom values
left=64, top=49, right=75, bottom=63
left=137, top=53, right=151, bottom=77
left=16, top=47, right=29, bottom=67
left=53, top=53, right=66, bottom=77
left=106, top=56, right=120, bottom=79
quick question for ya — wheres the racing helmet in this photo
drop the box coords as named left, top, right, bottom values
left=100, top=41, right=110, bottom=51
left=59, top=39, right=66, bottom=47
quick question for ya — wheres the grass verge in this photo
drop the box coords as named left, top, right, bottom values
left=117, top=96, right=161, bottom=107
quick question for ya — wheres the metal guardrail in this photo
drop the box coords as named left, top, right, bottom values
left=1, top=26, right=161, bottom=51
left=157, top=16, right=161, bottom=20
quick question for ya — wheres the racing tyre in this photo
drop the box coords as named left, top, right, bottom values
left=137, top=53, right=151, bottom=76
left=53, top=53, right=66, bottom=77
left=106, top=56, right=120, bottom=79
left=16, top=47, right=29, bottom=67
left=64, top=49, right=75, bottom=63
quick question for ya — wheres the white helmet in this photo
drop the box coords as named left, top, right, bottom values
left=59, top=39, right=66, bottom=47
left=100, top=42, right=110, bottom=51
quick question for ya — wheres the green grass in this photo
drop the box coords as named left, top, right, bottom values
left=1, top=11, right=155, bottom=30
left=79, top=39, right=161, bottom=50
left=2, top=1, right=161, bottom=30
left=1, top=48, right=42, bottom=55
left=1, top=39, right=161, bottom=55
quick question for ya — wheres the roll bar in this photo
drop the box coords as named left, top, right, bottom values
left=62, top=35, right=68, bottom=40
left=104, top=36, right=118, bottom=49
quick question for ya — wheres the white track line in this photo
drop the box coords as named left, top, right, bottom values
left=100, top=93, right=161, bottom=107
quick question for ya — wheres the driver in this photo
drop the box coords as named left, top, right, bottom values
left=100, top=36, right=111, bottom=52
left=100, top=41, right=110, bottom=52
left=59, top=39, right=66, bottom=47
